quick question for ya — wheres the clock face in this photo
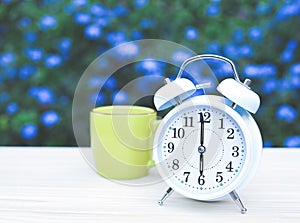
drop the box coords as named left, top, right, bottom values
left=154, top=97, right=251, bottom=200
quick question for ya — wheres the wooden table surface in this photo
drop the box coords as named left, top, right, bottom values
left=0, top=147, right=299, bottom=223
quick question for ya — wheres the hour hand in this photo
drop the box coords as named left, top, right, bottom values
left=199, top=112, right=204, bottom=146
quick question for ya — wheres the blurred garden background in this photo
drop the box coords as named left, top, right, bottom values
left=0, top=0, right=300, bottom=147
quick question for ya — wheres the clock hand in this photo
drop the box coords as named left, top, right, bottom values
left=198, top=112, right=205, bottom=176
left=199, top=152, right=204, bottom=176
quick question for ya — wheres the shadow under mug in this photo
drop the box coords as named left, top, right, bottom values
left=90, top=105, right=158, bottom=180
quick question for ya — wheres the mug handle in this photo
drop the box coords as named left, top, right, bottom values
left=147, top=119, right=162, bottom=168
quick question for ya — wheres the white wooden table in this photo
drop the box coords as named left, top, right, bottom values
left=0, top=147, right=299, bottom=223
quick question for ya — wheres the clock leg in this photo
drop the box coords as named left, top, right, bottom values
left=158, top=187, right=174, bottom=206
left=229, top=190, right=247, bottom=214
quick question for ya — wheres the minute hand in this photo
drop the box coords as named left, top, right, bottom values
left=200, top=113, right=204, bottom=146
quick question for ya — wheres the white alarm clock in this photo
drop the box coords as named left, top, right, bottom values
left=153, top=54, right=262, bottom=214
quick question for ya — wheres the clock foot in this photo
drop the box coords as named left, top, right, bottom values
left=158, top=187, right=174, bottom=206
left=229, top=190, right=247, bottom=214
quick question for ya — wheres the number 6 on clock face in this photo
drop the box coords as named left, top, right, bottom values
left=153, top=95, right=261, bottom=201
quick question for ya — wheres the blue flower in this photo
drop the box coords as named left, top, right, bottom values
left=223, top=43, right=239, bottom=59
left=205, top=4, right=220, bottom=16
left=6, top=102, right=19, bottom=115
left=285, top=135, right=300, bottom=147
left=290, top=63, right=300, bottom=76
left=135, top=58, right=164, bottom=75
left=263, top=78, right=277, bottom=94
left=72, top=0, right=88, bottom=7
left=3, top=67, right=17, bottom=79
left=19, top=64, right=37, bottom=80
left=2, top=0, right=12, bottom=5
left=135, top=0, right=148, bottom=8
left=18, top=17, right=32, bottom=28
left=41, top=110, right=60, bottom=127
left=239, top=45, right=253, bottom=58
left=205, top=41, right=222, bottom=54
left=0, top=52, right=15, bottom=66
left=113, top=4, right=128, bottom=16
left=28, top=86, right=55, bottom=105
left=39, top=15, right=57, bottom=30
left=263, top=141, right=272, bottom=147
left=112, top=90, right=129, bottom=104
left=256, top=2, right=271, bottom=15
left=185, top=26, right=199, bottom=40
left=24, top=47, right=43, bottom=62
left=280, top=50, right=293, bottom=63
left=131, top=30, right=143, bottom=40
left=89, top=3, right=107, bottom=17
left=171, top=50, right=193, bottom=64
left=90, top=92, right=106, bottom=106
left=243, top=64, right=277, bottom=78
left=73, top=12, right=91, bottom=25
left=232, top=28, right=244, bottom=43
left=20, top=123, right=38, bottom=140
left=58, top=38, right=72, bottom=52
left=24, top=31, right=37, bottom=43
left=84, top=25, right=102, bottom=40
left=0, top=92, right=10, bottom=102
left=44, top=54, right=62, bottom=68
left=105, top=31, right=126, bottom=46
left=248, top=27, right=263, bottom=41
left=115, top=42, right=139, bottom=58
left=276, top=104, right=298, bottom=122
left=140, top=18, right=156, bottom=29
left=275, top=1, right=300, bottom=21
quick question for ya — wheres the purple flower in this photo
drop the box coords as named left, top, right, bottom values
left=39, top=15, right=57, bottom=30
left=276, top=105, right=298, bottom=122
left=20, top=123, right=38, bottom=140
left=41, top=110, right=60, bottom=127
left=84, top=25, right=102, bottom=40
left=44, top=54, right=62, bottom=68
left=285, top=136, right=300, bottom=147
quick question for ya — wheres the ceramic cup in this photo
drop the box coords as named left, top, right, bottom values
left=90, top=105, right=157, bottom=180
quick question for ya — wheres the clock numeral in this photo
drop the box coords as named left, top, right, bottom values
left=172, top=159, right=179, bottom=170
left=216, top=172, right=223, bottom=183
left=198, top=175, right=205, bottom=185
left=226, top=161, right=234, bottom=172
left=219, top=118, right=225, bottom=129
left=183, top=172, right=190, bottom=182
left=232, top=146, right=239, bottom=157
left=198, top=112, right=211, bottom=123
left=167, top=142, right=175, bottom=153
left=183, top=116, right=194, bottom=127
left=171, top=128, right=185, bottom=139
left=227, top=128, right=235, bottom=139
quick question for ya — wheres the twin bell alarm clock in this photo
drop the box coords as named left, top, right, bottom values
left=152, top=54, right=262, bottom=214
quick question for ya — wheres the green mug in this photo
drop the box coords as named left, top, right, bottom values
left=90, top=105, right=158, bottom=180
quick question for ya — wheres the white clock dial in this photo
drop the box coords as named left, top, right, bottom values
left=154, top=96, right=252, bottom=200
